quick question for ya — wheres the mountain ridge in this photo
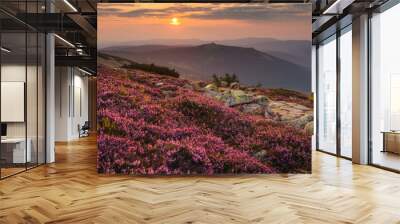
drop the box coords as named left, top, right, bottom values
left=99, top=37, right=310, bottom=67
left=101, top=43, right=310, bottom=91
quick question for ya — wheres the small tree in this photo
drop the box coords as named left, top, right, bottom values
left=211, top=73, right=239, bottom=87
left=232, top=74, right=238, bottom=83
left=212, top=74, right=221, bottom=87
left=222, top=73, right=239, bottom=85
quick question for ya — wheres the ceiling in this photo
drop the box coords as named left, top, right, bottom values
left=311, top=0, right=391, bottom=42
left=1, top=0, right=394, bottom=73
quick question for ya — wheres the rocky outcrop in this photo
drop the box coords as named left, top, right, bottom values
left=236, top=103, right=265, bottom=116
left=205, top=83, right=218, bottom=91
left=230, top=82, right=240, bottom=89
left=304, top=122, right=314, bottom=135
left=205, top=87, right=254, bottom=107
left=203, top=84, right=313, bottom=131
left=269, top=101, right=310, bottom=121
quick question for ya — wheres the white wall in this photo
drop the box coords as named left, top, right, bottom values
left=72, top=73, right=89, bottom=138
left=55, top=66, right=70, bottom=141
left=55, top=67, right=89, bottom=141
left=1, top=65, right=33, bottom=138
left=1, top=65, right=26, bottom=139
left=1, top=64, right=25, bottom=81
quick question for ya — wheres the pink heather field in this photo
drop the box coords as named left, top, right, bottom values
left=97, top=64, right=312, bottom=175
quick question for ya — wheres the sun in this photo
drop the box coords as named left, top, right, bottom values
left=170, top=17, right=181, bottom=26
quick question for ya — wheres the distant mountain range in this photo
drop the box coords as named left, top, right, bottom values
left=101, top=42, right=311, bottom=91
left=100, top=37, right=311, bottom=68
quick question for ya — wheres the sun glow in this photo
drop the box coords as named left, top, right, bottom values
left=170, top=17, right=181, bottom=26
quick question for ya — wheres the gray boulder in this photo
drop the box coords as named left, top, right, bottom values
left=229, top=90, right=253, bottom=106
left=254, top=95, right=269, bottom=105
left=230, top=82, right=240, bottom=89
left=304, top=121, right=314, bottom=135
left=205, top=83, right=218, bottom=91
left=240, top=103, right=265, bottom=115
left=289, top=113, right=314, bottom=129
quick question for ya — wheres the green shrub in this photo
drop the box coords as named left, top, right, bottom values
left=211, top=73, right=239, bottom=87
left=100, top=117, right=125, bottom=136
left=122, top=62, right=180, bottom=78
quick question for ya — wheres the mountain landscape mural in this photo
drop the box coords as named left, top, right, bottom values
left=97, top=3, right=312, bottom=175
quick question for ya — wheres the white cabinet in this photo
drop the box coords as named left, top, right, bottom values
left=1, top=138, right=32, bottom=163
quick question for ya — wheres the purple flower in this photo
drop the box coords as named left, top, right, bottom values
left=97, top=66, right=311, bottom=175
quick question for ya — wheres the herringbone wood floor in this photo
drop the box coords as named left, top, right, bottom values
left=1, top=136, right=400, bottom=224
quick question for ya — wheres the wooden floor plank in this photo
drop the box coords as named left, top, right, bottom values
left=0, top=135, right=400, bottom=223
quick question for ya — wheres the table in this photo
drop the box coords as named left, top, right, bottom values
left=382, top=131, right=400, bottom=154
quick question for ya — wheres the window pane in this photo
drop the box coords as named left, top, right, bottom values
left=312, top=45, right=317, bottom=150
left=38, top=33, right=45, bottom=165
left=340, top=28, right=352, bottom=158
left=318, top=36, right=337, bottom=154
left=371, top=3, right=400, bottom=171
left=27, top=31, right=38, bottom=169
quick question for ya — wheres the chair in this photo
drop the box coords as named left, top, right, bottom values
left=79, top=121, right=90, bottom=138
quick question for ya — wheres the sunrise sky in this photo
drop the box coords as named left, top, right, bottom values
left=98, top=3, right=311, bottom=48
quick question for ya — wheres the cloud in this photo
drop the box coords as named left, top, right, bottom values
left=122, top=5, right=211, bottom=18
left=98, top=7, right=122, bottom=15
left=98, top=3, right=310, bottom=22
left=98, top=4, right=209, bottom=16
left=189, top=4, right=310, bottom=21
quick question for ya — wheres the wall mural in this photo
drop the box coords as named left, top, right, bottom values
left=97, top=3, right=313, bottom=175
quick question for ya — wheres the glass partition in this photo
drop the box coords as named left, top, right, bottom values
left=317, top=35, right=337, bottom=154
left=0, top=1, right=46, bottom=179
left=1, top=31, right=28, bottom=177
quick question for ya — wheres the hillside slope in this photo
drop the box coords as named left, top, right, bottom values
left=97, top=63, right=311, bottom=175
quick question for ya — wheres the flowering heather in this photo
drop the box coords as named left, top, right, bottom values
left=97, top=66, right=311, bottom=175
